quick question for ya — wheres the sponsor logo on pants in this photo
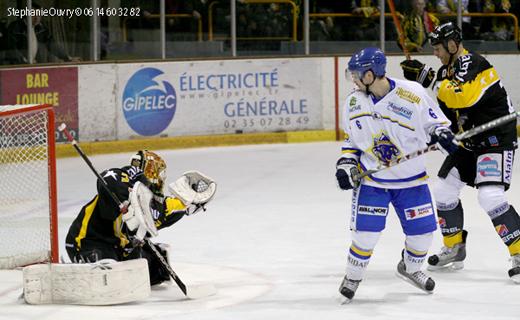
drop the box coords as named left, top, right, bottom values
left=504, top=150, right=513, bottom=184
left=405, top=204, right=433, bottom=220
left=357, top=205, right=388, bottom=216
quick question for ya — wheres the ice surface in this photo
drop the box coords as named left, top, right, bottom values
left=1, top=141, right=520, bottom=320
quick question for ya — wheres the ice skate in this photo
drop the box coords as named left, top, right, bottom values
left=508, top=254, right=520, bottom=284
left=396, top=259, right=435, bottom=293
left=339, top=276, right=361, bottom=304
left=427, top=230, right=467, bottom=271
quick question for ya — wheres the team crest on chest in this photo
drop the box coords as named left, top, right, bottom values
left=371, top=131, right=401, bottom=164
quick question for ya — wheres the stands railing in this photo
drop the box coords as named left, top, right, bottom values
left=122, top=14, right=203, bottom=42
left=208, top=0, right=298, bottom=41
left=309, top=12, right=519, bottom=48
left=436, top=13, right=519, bottom=47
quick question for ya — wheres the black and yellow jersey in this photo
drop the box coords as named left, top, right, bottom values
left=435, top=50, right=517, bottom=149
left=66, top=166, right=187, bottom=252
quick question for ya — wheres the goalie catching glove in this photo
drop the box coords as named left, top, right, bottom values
left=168, top=171, right=217, bottom=215
left=123, top=181, right=159, bottom=241
left=400, top=59, right=435, bottom=88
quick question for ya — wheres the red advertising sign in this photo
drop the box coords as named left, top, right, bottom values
left=0, top=66, right=79, bottom=142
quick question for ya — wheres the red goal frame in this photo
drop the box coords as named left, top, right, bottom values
left=0, top=104, right=59, bottom=264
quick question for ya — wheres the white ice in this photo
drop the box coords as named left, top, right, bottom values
left=1, top=141, right=520, bottom=320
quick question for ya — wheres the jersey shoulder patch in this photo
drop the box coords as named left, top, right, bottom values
left=395, top=87, right=421, bottom=104
left=454, top=52, right=491, bottom=83
left=101, top=168, right=123, bottom=182
left=347, top=94, right=363, bottom=113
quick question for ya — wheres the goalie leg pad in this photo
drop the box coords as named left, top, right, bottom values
left=23, top=259, right=151, bottom=305
left=65, top=240, right=120, bottom=263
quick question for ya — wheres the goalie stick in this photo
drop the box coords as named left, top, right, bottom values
left=355, top=110, right=520, bottom=180
left=58, top=123, right=215, bottom=299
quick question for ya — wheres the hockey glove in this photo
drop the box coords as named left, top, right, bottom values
left=168, top=171, right=217, bottom=206
left=335, top=157, right=361, bottom=190
left=430, top=126, right=459, bottom=155
left=400, top=59, right=435, bottom=88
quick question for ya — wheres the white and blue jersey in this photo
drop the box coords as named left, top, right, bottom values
left=341, top=78, right=451, bottom=189
left=341, top=78, right=451, bottom=235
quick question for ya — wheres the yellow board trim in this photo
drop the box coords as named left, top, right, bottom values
left=56, top=130, right=336, bottom=158
left=53, top=127, right=520, bottom=160
left=75, top=196, right=99, bottom=248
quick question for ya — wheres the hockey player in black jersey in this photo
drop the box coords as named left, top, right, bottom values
left=400, top=22, right=520, bottom=282
left=65, top=150, right=216, bottom=285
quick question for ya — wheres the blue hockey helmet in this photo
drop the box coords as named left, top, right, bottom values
left=347, top=47, right=387, bottom=79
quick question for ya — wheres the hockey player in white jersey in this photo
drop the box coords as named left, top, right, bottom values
left=335, top=47, right=459, bottom=303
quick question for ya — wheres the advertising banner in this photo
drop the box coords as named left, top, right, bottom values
left=116, top=58, right=323, bottom=139
left=0, top=67, right=79, bottom=142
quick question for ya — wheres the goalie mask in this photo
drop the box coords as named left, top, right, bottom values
left=130, top=150, right=167, bottom=195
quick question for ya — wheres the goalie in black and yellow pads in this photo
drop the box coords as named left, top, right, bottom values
left=31, top=150, right=218, bottom=304
left=400, top=22, right=520, bottom=282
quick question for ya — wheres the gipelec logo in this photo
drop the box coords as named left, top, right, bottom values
left=122, top=68, right=177, bottom=136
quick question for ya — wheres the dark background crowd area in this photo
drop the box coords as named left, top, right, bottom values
left=1, top=0, right=520, bottom=64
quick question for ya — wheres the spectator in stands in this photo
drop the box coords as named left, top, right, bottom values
left=478, top=0, right=514, bottom=41
left=0, top=18, right=8, bottom=65
left=401, top=0, right=440, bottom=52
left=436, top=0, right=470, bottom=17
left=310, top=0, right=346, bottom=41
left=124, top=0, right=157, bottom=42
left=6, top=3, right=75, bottom=64
left=436, top=0, right=476, bottom=38
left=349, top=0, right=380, bottom=41
left=163, top=0, right=203, bottom=41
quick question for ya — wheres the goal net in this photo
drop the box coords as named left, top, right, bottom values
left=0, top=104, right=58, bottom=268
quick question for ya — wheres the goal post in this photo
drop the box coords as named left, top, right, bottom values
left=0, top=104, right=59, bottom=268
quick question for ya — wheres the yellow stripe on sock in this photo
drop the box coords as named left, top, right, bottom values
left=508, top=238, right=520, bottom=256
left=405, top=246, right=428, bottom=257
left=443, top=231, right=463, bottom=248
left=350, top=244, right=373, bottom=258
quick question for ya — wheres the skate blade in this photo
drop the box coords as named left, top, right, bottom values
left=395, top=272, right=434, bottom=294
left=427, top=261, right=464, bottom=271
left=339, top=297, right=353, bottom=305
left=510, top=274, right=520, bottom=284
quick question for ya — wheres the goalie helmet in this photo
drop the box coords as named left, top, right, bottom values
left=130, top=150, right=167, bottom=195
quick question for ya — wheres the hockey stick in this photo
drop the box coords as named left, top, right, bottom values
left=387, top=0, right=410, bottom=60
left=454, top=110, right=520, bottom=141
left=356, top=111, right=520, bottom=179
left=57, top=124, right=127, bottom=213
left=58, top=124, right=215, bottom=299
